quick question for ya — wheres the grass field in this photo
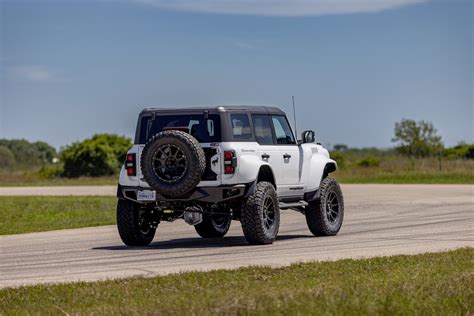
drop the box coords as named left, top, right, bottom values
left=0, top=248, right=472, bottom=315
left=335, top=170, right=473, bottom=184
left=335, top=157, right=473, bottom=184
left=0, top=196, right=116, bottom=235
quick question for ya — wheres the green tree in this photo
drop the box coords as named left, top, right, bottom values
left=0, top=146, right=15, bottom=169
left=0, top=139, right=57, bottom=167
left=443, top=144, right=474, bottom=160
left=33, top=141, right=57, bottom=164
left=333, top=144, right=349, bottom=152
left=60, top=134, right=132, bottom=177
left=392, top=119, right=444, bottom=158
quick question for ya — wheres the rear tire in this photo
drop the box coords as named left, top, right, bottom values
left=117, top=199, right=156, bottom=246
left=241, top=182, right=280, bottom=245
left=305, top=178, right=344, bottom=236
left=194, top=214, right=231, bottom=238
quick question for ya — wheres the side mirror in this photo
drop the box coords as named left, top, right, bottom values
left=301, top=130, right=315, bottom=144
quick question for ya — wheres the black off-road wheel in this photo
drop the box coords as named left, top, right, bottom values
left=141, top=130, right=206, bottom=198
left=241, top=181, right=280, bottom=245
left=305, top=178, right=344, bottom=236
left=195, top=214, right=232, bottom=238
left=117, top=199, right=156, bottom=246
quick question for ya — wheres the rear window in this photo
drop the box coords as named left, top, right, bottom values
left=138, top=114, right=221, bottom=143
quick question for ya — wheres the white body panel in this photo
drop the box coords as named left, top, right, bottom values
left=119, top=141, right=336, bottom=199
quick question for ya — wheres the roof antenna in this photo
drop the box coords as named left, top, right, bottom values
left=292, top=96, right=298, bottom=139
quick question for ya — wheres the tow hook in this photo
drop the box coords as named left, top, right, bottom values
left=184, top=206, right=203, bottom=226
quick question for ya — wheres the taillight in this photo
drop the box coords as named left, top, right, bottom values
left=125, top=153, right=136, bottom=176
left=224, top=150, right=237, bottom=174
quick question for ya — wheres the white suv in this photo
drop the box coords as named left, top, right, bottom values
left=117, top=106, right=344, bottom=246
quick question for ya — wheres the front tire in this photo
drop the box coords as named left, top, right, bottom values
left=305, top=178, right=344, bottom=236
left=194, top=214, right=231, bottom=238
left=241, top=182, right=280, bottom=245
left=117, top=199, right=156, bottom=246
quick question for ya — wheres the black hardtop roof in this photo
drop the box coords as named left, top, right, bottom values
left=140, top=105, right=286, bottom=116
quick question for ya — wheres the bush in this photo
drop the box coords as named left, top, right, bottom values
left=0, top=146, right=15, bottom=169
left=60, top=134, right=132, bottom=178
left=357, top=157, right=381, bottom=168
left=443, top=144, right=474, bottom=160
left=330, top=151, right=345, bottom=168
left=37, top=164, right=64, bottom=179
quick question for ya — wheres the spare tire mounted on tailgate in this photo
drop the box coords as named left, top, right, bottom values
left=140, top=130, right=206, bottom=198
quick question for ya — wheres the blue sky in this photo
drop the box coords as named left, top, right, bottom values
left=1, top=0, right=472, bottom=149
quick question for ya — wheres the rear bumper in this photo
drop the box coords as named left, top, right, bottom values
left=117, top=182, right=256, bottom=204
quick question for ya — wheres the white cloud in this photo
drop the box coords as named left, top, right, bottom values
left=133, top=0, right=428, bottom=16
left=9, top=65, right=54, bottom=82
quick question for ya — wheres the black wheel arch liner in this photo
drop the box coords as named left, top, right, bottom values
left=323, top=161, right=337, bottom=179
left=256, top=165, right=277, bottom=189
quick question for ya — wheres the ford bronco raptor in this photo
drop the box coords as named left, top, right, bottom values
left=117, top=106, right=344, bottom=246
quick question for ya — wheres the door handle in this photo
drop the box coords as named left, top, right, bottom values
left=261, top=154, right=270, bottom=159
left=283, top=153, right=291, bottom=159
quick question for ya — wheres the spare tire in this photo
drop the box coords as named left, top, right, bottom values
left=140, top=130, right=206, bottom=198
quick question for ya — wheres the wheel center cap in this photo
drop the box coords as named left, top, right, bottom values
left=165, top=158, right=177, bottom=169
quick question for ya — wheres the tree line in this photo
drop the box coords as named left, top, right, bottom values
left=0, top=119, right=472, bottom=177
left=330, top=119, right=473, bottom=169
left=0, top=134, right=132, bottom=177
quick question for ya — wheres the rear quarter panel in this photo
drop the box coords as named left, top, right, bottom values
left=220, top=142, right=263, bottom=185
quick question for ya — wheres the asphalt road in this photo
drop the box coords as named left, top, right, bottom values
left=0, top=184, right=472, bottom=288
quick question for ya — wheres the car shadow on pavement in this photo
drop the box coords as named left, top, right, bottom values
left=92, top=234, right=311, bottom=251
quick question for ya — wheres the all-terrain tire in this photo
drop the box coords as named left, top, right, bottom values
left=241, top=181, right=280, bottom=245
left=141, top=130, right=206, bottom=198
left=305, top=178, right=344, bottom=236
left=117, top=199, right=156, bottom=246
left=195, top=214, right=232, bottom=238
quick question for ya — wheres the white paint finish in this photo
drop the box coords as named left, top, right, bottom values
left=0, top=185, right=472, bottom=288
left=119, top=139, right=334, bottom=198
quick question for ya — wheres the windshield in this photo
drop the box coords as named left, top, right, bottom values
left=137, top=114, right=221, bottom=144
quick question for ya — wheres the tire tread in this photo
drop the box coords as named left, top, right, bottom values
left=305, top=178, right=344, bottom=236
left=241, top=181, right=280, bottom=245
left=117, top=199, right=155, bottom=246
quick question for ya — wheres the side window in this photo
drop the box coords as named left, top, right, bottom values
left=230, top=113, right=252, bottom=140
left=207, top=120, right=214, bottom=136
left=271, top=116, right=296, bottom=145
left=252, top=114, right=274, bottom=145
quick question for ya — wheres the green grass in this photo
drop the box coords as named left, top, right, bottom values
left=334, top=157, right=474, bottom=184
left=0, top=196, right=116, bottom=235
left=1, top=248, right=472, bottom=315
left=335, top=170, right=474, bottom=184
left=0, top=170, right=116, bottom=187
